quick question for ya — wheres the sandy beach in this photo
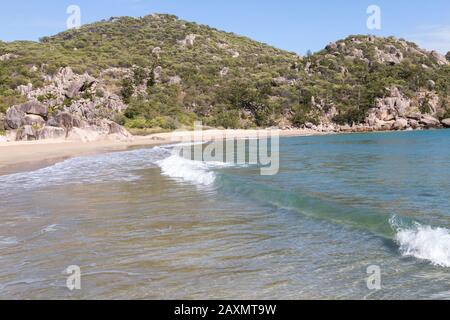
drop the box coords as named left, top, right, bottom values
left=0, top=128, right=321, bottom=175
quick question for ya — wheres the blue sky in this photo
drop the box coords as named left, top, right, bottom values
left=1, top=0, right=449, bottom=54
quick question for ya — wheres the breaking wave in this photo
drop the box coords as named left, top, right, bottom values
left=156, top=154, right=234, bottom=186
left=391, top=216, right=450, bottom=267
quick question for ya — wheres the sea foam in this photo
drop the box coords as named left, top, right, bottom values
left=393, top=222, right=450, bottom=268
left=156, top=154, right=234, bottom=186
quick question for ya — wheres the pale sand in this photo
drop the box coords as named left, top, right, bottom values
left=0, top=128, right=322, bottom=175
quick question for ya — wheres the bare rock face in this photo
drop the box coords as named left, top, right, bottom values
left=420, top=115, right=441, bottom=128
left=7, top=67, right=130, bottom=141
left=5, top=107, right=26, bottom=129
left=0, top=53, right=19, bottom=61
left=152, top=47, right=162, bottom=59
left=37, top=126, right=66, bottom=140
left=366, top=87, right=411, bottom=126
left=375, top=45, right=404, bottom=65
left=16, top=125, right=38, bottom=141
left=23, top=114, right=45, bottom=127
left=430, top=51, right=449, bottom=66
left=178, top=34, right=197, bottom=48
left=108, top=121, right=132, bottom=139
left=16, top=101, right=48, bottom=117
left=17, top=83, right=33, bottom=96
left=441, top=119, right=450, bottom=128
left=393, top=118, right=408, bottom=130
left=168, top=76, right=182, bottom=85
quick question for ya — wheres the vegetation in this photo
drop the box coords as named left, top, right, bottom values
left=0, top=14, right=449, bottom=130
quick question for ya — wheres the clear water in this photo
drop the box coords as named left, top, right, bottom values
left=1, top=130, right=450, bottom=299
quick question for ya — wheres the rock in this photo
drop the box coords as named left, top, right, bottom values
left=393, top=118, right=408, bottom=130
left=407, top=113, right=422, bottom=121
left=427, top=80, right=436, bottom=90
left=67, top=127, right=101, bottom=142
left=5, top=107, right=25, bottom=129
left=37, top=126, right=66, bottom=140
left=23, top=114, right=45, bottom=127
left=367, top=87, right=411, bottom=125
left=326, top=42, right=338, bottom=51
left=108, top=121, right=132, bottom=139
left=227, top=49, right=240, bottom=58
left=168, top=76, right=182, bottom=85
left=272, top=77, right=290, bottom=86
left=441, top=119, right=450, bottom=128
left=304, top=122, right=315, bottom=129
left=54, top=112, right=77, bottom=137
left=272, top=77, right=297, bottom=86
left=178, top=34, right=197, bottom=47
left=153, top=66, right=162, bottom=83
left=66, top=80, right=85, bottom=99
left=16, top=125, right=38, bottom=141
left=408, top=119, right=420, bottom=129
left=16, top=101, right=48, bottom=117
left=375, top=45, right=403, bottom=65
left=219, top=67, right=229, bottom=77
left=420, top=115, right=441, bottom=128
left=0, top=53, right=19, bottom=61
left=430, top=51, right=449, bottom=66
left=152, top=47, right=161, bottom=59
left=17, top=83, right=33, bottom=96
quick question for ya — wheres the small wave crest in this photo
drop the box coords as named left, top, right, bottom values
left=156, top=154, right=234, bottom=186
left=390, top=216, right=450, bottom=267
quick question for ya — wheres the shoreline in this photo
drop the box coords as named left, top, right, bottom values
left=0, top=128, right=323, bottom=176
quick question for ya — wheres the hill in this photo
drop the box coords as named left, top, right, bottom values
left=0, top=14, right=449, bottom=140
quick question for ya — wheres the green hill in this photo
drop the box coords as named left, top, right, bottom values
left=1, top=14, right=449, bottom=136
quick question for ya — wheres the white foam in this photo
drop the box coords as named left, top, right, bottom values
left=156, top=155, right=217, bottom=186
left=0, top=147, right=170, bottom=192
left=156, top=153, right=237, bottom=186
left=394, top=224, right=450, bottom=267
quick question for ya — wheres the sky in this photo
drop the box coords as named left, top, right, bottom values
left=0, top=0, right=449, bottom=54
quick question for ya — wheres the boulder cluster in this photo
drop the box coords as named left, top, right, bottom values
left=2, top=67, right=131, bottom=142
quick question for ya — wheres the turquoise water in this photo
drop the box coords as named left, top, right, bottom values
left=0, top=130, right=449, bottom=299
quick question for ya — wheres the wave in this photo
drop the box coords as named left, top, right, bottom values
left=390, top=216, right=450, bottom=267
left=156, top=154, right=235, bottom=186
left=0, top=147, right=170, bottom=193
left=218, top=176, right=450, bottom=267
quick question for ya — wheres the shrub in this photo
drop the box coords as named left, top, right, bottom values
left=120, top=78, right=134, bottom=104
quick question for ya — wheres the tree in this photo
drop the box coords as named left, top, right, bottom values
left=120, top=78, right=134, bottom=104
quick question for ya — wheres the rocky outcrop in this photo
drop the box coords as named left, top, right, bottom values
left=0, top=53, right=19, bottom=61
left=420, top=115, right=441, bottom=128
left=375, top=45, right=404, bottom=65
left=5, top=107, right=26, bottom=129
left=430, top=51, right=449, bottom=66
left=366, top=87, right=410, bottom=125
left=364, top=86, right=445, bottom=131
left=392, top=118, right=408, bottom=130
left=178, top=34, right=197, bottom=48
left=3, top=67, right=131, bottom=141
left=37, top=126, right=66, bottom=140
left=16, top=101, right=48, bottom=117
left=441, top=119, right=450, bottom=128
